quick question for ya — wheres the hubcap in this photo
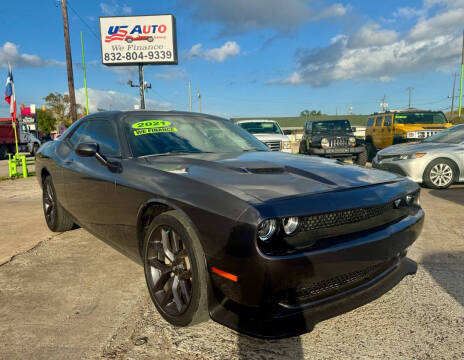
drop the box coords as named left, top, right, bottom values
left=146, top=226, right=192, bottom=316
left=430, top=163, right=453, bottom=187
left=43, top=181, right=56, bottom=227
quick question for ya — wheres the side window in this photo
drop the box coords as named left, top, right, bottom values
left=67, top=121, right=89, bottom=148
left=375, top=117, right=383, bottom=127
left=82, top=119, right=121, bottom=157
left=366, top=117, right=374, bottom=127
left=384, top=116, right=392, bottom=127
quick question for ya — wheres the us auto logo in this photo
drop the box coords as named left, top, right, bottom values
left=105, top=25, right=167, bottom=43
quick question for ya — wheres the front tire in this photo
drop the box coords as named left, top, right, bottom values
left=42, top=175, right=75, bottom=232
left=423, top=159, right=456, bottom=190
left=143, top=210, right=208, bottom=327
left=354, top=148, right=368, bottom=166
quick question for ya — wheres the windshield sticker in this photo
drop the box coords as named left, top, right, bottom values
left=395, top=115, right=407, bottom=119
left=134, top=127, right=178, bottom=136
left=132, top=120, right=172, bottom=129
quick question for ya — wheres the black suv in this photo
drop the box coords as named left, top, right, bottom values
left=299, top=119, right=367, bottom=165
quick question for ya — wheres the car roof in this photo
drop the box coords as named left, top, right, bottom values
left=82, top=110, right=227, bottom=122
left=236, top=119, right=278, bottom=124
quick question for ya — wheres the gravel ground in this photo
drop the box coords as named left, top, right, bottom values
left=0, top=182, right=463, bottom=359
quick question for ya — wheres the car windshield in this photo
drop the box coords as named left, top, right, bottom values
left=423, top=125, right=464, bottom=144
left=312, top=120, right=351, bottom=132
left=394, top=112, right=447, bottom=124
left=124, top=115, right=269, bottom=157
left=238, top=121, right=283, bottom=135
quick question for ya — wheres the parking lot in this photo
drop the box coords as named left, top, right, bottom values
left=0, top=176, right=463, bottom=360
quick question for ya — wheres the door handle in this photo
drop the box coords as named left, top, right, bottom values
left=64, top=159, right=73, bottom=165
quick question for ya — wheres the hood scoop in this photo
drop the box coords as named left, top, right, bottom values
left=245, top=167, right=286, bottom=174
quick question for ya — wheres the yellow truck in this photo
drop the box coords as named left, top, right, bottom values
left=365, top=109, right=452, bottom=159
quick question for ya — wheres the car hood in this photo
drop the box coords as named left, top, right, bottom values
left=378, top=142, right=458, bottom=155
left=141, top=152, right=402, bottom=203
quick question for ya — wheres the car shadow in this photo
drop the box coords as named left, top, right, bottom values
left=428, top=185, right=464, bottom=206
left=237, top=331, right=304, bottom=359
left=421, top=251, right=464, bottom=307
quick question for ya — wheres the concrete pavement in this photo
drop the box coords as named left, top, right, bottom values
left=0, top=179, right=463, bottom=359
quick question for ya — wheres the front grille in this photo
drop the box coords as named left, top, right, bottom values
left=293, top=261, right=392, bottom=302
left=300, top=203, right=392, bottom=232
left=265, top=141, right=281, bottom=151
left=328, top=138, right=349, bottom=148
left=415, top=130, right=439, bottom=138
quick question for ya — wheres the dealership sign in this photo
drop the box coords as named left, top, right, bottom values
left=99, top=14, right=177, bottom=66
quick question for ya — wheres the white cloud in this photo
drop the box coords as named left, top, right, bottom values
left=100, top=1, right=132, bottom=16
left=0, top=42, right=63, bottom=68
left=185, top=41, right=240, bottom=62
left=179, top=0, right=348, bottom=35
left=154, top=67, right=188, bottom=81
left=393, top=7, right=425, bottom=18
left=75, top=88, right=170, bottom=112
left=270, top=3, right=463, bottom=87
left=347, top=24, right=398, bottom=48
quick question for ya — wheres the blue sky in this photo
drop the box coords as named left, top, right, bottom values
left=1, top=0, right=463, bottom=118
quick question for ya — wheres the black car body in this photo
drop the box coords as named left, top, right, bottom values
left=299, top=119, right=367, bottom=165
left=35, top=111, right=423, bottom=339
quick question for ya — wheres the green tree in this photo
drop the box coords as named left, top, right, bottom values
left=37, top=109, right=56, bottom=135
left=300, top=110, right=310, bottom=117
left=43, top=92, right=85, bottom=127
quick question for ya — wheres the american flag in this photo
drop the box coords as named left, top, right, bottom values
left=105, top=28, right=128, bottom=43
left=4, top=63, right=16, bottom=121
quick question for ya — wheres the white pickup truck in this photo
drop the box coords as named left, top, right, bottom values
left=236, top=119, right=292, bottom=153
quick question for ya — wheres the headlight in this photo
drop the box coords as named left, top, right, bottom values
left=257, top=219, right=277, bottom=242
left=398, top=153, right=426, bottom=160
left=282, top=217, right=299, bottom=235
left=321, top=138, right=329, bottom=148
left=282, top=141, right=292, bottom=150
left=349, top=136, right=356, bottom=147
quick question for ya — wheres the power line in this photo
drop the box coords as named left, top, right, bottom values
left=66, top=0, right=100, bottom=41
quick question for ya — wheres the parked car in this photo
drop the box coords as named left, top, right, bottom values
left=299, top=119, right=367, bottom=165
left=236, top=119, right=292, bottom=153
left=365, top=109, right=452, bottom=160
left=36, top=111, right=423, bottom=339
left=373, top=124, right=464, bottom=189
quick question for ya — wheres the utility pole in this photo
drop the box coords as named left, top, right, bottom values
left=138, top=64, right=145, bottom=109
left=128, top=67, right=151, bottom=110
left=188, top=80, right=192, bottom=111
left=459, top=30, right=464, bottom=121
left=197, top=88, right=202, bottom=113
left=407, top=87, right=414, bottom=108
left=380, top=95, right=388, bottom=112
left=60, top=0, right=77, bottom=123
left=451, top=72, right=457, bottom=115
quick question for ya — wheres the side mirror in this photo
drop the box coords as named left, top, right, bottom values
left=351, top=127, right=357, bottom=132
left=283, top=130, right=292, bottom=135
left=75, top=142, right=98, bottom=157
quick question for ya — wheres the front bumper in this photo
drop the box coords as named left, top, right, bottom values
left=207, top=209, right=424, bottom=338
left=310, top=145, right=364, bottom=157
left=372, top=157, right=426, bottom=183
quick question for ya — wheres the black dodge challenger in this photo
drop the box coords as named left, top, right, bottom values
left=36, top=111, right=424, bottom=339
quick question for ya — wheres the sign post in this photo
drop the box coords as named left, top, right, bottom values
left=99, top=14, right=178, bottom=109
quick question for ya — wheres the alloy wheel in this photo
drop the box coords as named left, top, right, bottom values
left=146, top=226, right=193, bottom=316
left=43, top=180, right=56, bottom=228
left=430, top=163, right=453, bottom=187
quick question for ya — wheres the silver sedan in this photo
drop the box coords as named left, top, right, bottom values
left=372, top=124, right=464, bottom=189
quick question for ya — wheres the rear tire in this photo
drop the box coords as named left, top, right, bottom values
left=354, top=148, right=368, bottom=166
left=42, top=175, right=75, bottom=232
left=423, top=159, right=456, bottom=190
left=298, top=141, right=306, bottom=154
left=143, top=210, right=209, bottom=327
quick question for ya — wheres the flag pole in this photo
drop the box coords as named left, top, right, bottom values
left=80, top=31, right=89, bottom=115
